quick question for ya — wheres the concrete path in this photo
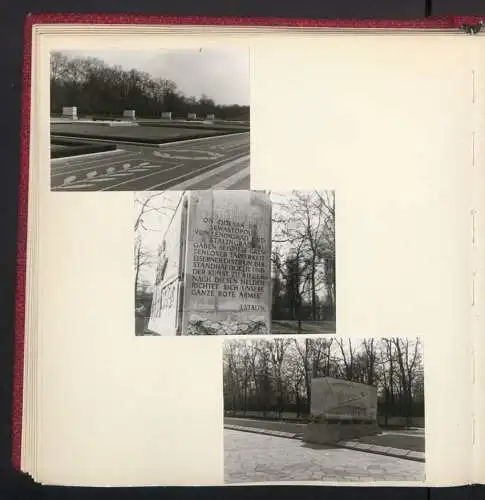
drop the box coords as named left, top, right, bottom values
left=225, top=429, right=425, bottom=484
left=224, top=418, right=425, bottom=462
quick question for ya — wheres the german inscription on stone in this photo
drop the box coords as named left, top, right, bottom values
left=182, top=191, right=272, bottom=335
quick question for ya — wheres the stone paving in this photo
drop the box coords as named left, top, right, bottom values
left=223, top=424, right=425, bottom=462
left=224, top=429, right=425, bottom=484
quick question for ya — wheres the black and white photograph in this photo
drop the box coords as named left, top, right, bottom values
left=50, top=48, right=250, bottom=191
left=223, top=337, right=425, bottom=483
left=134, top=189, right=336, bottom=336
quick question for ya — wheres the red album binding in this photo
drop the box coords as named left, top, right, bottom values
left=12, top=12, right=482, bottom=471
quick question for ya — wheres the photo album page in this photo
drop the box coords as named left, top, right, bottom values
left=21, top=24, right=482, bottom=486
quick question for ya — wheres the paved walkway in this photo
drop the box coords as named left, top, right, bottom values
left=224, top=429, right=425, bottom=484
left=224, top=418, right=425, bottom=462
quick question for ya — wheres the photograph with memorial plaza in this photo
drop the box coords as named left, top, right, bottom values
left=134, top=190, right=336, bottom=336
left=223, top=337, right=425, bottom=483
left=50, top=47, right=250, bottom=191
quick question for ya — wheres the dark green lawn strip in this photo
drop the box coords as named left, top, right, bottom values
left=51, top=142, right=117, bottom=159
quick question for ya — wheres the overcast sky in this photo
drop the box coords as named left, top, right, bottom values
left=62, top=47, right=249, bottom=105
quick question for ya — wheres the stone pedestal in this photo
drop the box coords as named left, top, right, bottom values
left=161, top=111, right=172, bottom=120
left=62, top=106, right=77, bottom=120
left=303, top=420, right=380, bottom=445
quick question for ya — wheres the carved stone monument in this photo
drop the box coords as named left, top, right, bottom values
left=161, top=111, right=172, bottom=120
left=147, top=198, right=187, bottom=336
left=62, top=106, right=77, bottom=120
left=147, top=191, right=272, bottom=335
left=187, top=112, right=197, bottom=120
left=303, top=377, right=380, bottom=444
left=206, top=113, right=215, bottom=121
left=182, top=191, right=272, bottom=335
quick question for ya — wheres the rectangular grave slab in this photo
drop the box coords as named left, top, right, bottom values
left=61, top=106, right=77, bottom=119
left=123, top=109, right=136, bottom=120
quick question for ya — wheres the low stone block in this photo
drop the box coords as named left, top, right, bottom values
left=62, top=106, right=78, bottom=119
left=303, top=421, right=380, bottom=445
left=123, top=109, right=136, bottom=120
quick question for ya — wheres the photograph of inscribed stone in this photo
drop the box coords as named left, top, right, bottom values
left=182, top=190, right=272, bottom=335
left=134, top=190, right=336, bottom=336
left=223, top=337, right=425, bottom=483
left=50, top=47, right=250, bottom=191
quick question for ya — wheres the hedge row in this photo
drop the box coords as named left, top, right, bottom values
left=51, top=129, right=240, bottom=146
left=51, top=142, right=117, bottom=159
left=138, top=121, right=249, bottom=132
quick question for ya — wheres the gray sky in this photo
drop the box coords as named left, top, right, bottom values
left=62, top=47, right=249, bottom=105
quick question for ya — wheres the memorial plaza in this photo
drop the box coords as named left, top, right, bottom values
left=224, top=428, right=424, bottom=483
left=223, top=338, right=425, bottom=483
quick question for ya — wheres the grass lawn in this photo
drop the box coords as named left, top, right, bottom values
left=138, top=119, right=249, bottom=131
left=351, top=432, right=425, bottom=452
left=50, top=136, right=117, bottom=158
left=51, top=122, right=245, bottom=144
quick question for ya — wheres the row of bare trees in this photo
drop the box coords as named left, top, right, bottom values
left=51, top=52, right=249, bottom=120
left=271, top=191, right=336, bottom=322
left=223, top=338, right=424, bottom=424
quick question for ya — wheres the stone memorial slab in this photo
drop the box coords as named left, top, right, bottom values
left=311, top=377, right=377, bottom=421
left=181, top=191, right=272, bottom=335
left=147, top=198, right=187, bottom=335
left=123, top=109, right=136, bottom=120
left=187, top=112, right=197, bottom=120
left=303, top=377, right=379, bottom=445
left=161, top=111, right=172, bottom=120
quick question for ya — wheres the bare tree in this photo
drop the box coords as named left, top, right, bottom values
left=393, top=337, right=422, bottom=425
left=133, top=193, right=167, bottom=296
left=272, top=191, right=336, bottom=322
left=268, top=339, right=292, bottom=417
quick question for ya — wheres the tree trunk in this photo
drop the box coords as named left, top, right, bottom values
left=311, top=260, right=317, bottom=320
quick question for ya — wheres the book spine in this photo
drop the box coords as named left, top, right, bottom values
left=11, top=15, right=34, bottom=471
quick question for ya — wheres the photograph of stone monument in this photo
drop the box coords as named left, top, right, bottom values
left=50, top=47, right=250, bottom=191
left=223, top=337, right=425, bottom=483
left=134, top=190, right=336, bottom=336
